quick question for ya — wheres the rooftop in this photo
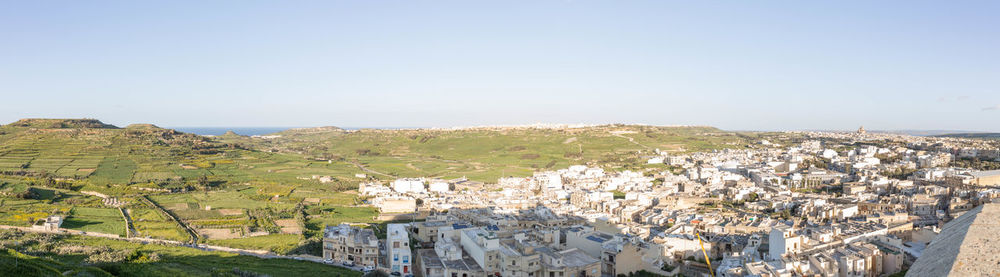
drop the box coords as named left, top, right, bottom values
left=969, top=169, right=1000, bottom=178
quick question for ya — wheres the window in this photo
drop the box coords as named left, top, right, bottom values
left=452, top=273, right=458, bottom=277
left=394, top=242, right=400, bottom=248
left=394, top=254, right=398, bottom=261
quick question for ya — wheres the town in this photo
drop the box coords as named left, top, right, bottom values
left=337, top=127, right=1000, bottom=277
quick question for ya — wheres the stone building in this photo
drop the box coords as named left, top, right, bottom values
left=322, top=224, right=379, bottom=267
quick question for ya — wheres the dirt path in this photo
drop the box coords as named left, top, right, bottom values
left=120, top=207, right=136, bottom=238
left=611, top=131, right=653, bottom=149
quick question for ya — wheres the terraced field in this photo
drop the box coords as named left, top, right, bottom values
left=129, top=207, right=189, bottom=241
left=219, top=124, right=751, bottom=182
left=62, top=207, right=126, bottom=236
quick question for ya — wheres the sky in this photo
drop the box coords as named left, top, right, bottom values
left=1, top=1, right=998, bottom=131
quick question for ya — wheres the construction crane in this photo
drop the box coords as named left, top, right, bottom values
left=696, top=232, right=715, bottom=277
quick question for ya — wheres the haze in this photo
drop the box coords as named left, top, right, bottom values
left=1, top=1, right=998, bottom=131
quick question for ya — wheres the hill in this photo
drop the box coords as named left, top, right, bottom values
left=0, top=118, right=367, bottom=193
left=4, top=118, right=119, bottom=129
left=0, top=118, right=377, bottom=257
left=935, top=133, right=1000, bottom=139
left=217, top=124, right=753, bottom=181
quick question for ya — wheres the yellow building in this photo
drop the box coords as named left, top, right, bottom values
left=969, top=170, right=1000, bottom=186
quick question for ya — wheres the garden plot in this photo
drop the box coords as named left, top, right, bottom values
left=275, top=219, right=302, bottom=234
left=198, top=228, right=244, bottom=239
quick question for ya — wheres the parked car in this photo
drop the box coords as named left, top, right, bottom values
left=390, top=272, right=401, bottom=276
left=323, top=259, right=333, bottom=264
left=343, top=261, right=355, bottom=267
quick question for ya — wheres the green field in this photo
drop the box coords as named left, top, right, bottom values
left=303, top=206, right=379, bottom=236
left=62, top=207, right=126, bottom=236
left=207, top=234, right=303, bottom=254
left=130, top=207, right=189, bottom=241
left=217, top=124, right=751, bottom=182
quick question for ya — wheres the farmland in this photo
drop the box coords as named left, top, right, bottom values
left=218, top=124, right=754, bottom=182
left=62, top=207, right=125, bottom=236
left=0, top=118, right=766, bottom=274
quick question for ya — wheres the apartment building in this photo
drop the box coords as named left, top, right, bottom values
left=388, top=223, right=413, bottom=275
left=322, top=224, right=379, bottom=267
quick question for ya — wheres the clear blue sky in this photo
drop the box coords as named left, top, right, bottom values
left=1, top=1, right=998, bottom=131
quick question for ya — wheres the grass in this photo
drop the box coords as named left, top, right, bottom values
left=207, top=234, right=303, bottom=254
left=217, top=124, right=746, bottom=183
left=130, top=208, right=189, bottom=241
left=0, top=229, right=360, bottom=277
left=0, top=120, right=366, bottom=196
left=0, top=248, right=113, bottom=277
left=303, top=206, right=379, bottom=238
left=62, top=207, right=125, bottom=236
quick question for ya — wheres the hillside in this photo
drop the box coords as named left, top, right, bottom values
left=0, top=119, right=377, bottom=259
left=0, top=229, right=359, bottom=277
left=936, top=133, right=1000, bottom=139
left=218, top=124, right=752, bottom=181
left=0, top=119, right=366, bottom=193
left=4, top=118, right=118, bottom=129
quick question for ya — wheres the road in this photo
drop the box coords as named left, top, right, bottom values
left=348, top=160, right=394, bottom=178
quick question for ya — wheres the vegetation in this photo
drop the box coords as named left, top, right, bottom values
left=0, top=118, right=759, bottom=274
left=217, top=124, right=747, bottom=182
left=0, top=229, right=359, bottom=277
left=950, top=158, right=1000, bottom=171
left=62, top=207, right=126, bottom=236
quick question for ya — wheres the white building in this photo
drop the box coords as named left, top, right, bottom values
left=393, top=178, right=426, bottom=194
left=388, top=224, right=413, bottom=275
left=428, top=181, right=450, bottom=193
left=769, top=225, right=805, bottom=260
left=461, top=228, right=502, bottom=274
